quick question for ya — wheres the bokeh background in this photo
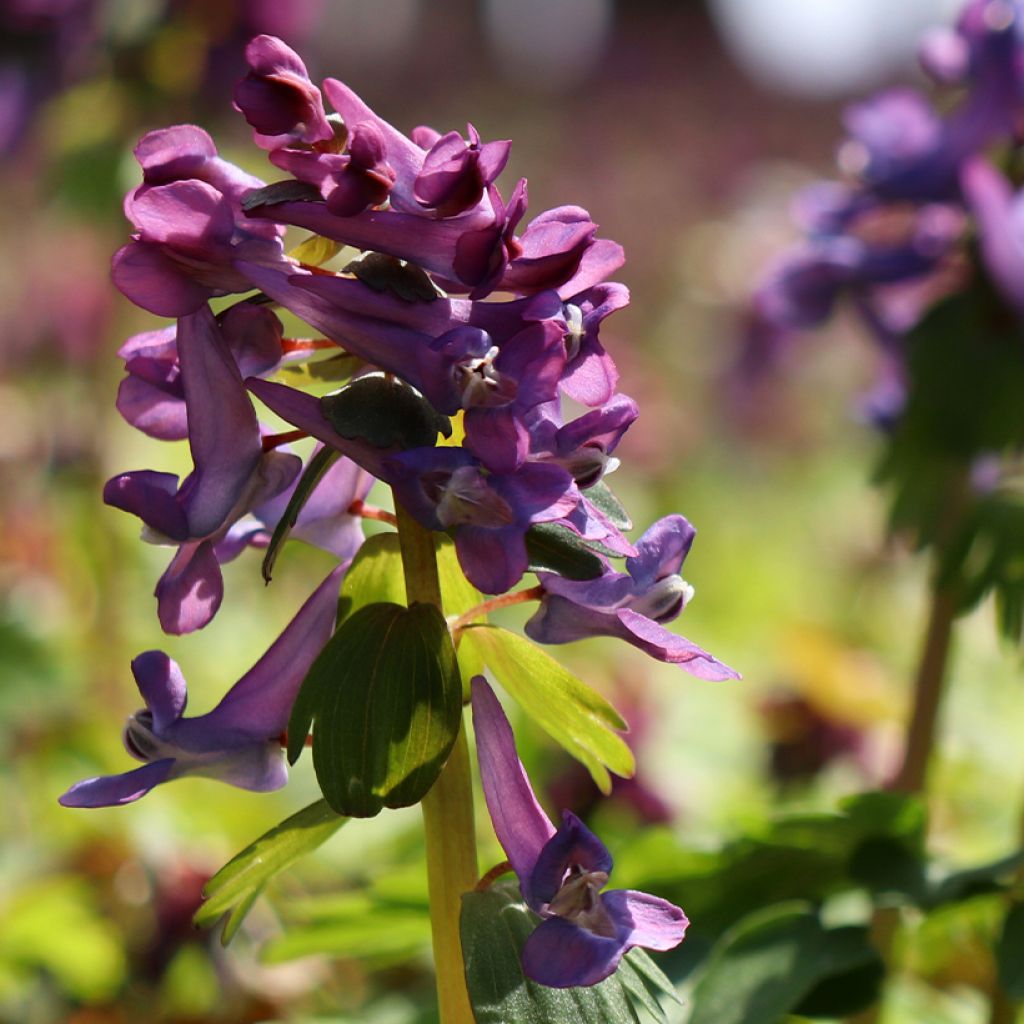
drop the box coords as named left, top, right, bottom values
left=2, top=1, right=1022, bottom=1021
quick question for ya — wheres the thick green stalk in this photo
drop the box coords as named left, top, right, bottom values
left=395, top=502, right=478, bottom=1024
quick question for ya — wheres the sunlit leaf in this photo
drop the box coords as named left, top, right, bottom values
left=290, top=602, right=462, bottom=816
left=461, top=624, right=632, bottom=792
left=194, top=800, right=346, bottom=944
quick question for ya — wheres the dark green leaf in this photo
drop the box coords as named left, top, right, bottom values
left=586, top=480, right=633, bottom=531
left=344, top=251, right=441, bottom=303
left=687, top=903, right=883, bottom=1024
left=997, top=901, right=1024, bottom=999
left=194, top=800, right=346, bottom=944
left=290, top=602, right=462, bottom=817
left=262, top=447, right=341, bottom=583
left=848, top=836, right=927, bottom=904
left=525, top=523, right=605, bottom=580
left=242, top=179, right=323, bottom=211
left=460, top=625, right=632, bottom=792
left=320, top=376, right=451, bottom=450
left=924, top=850, right=1024, bottom=909
left=461, top=881, right=675, bottom=1024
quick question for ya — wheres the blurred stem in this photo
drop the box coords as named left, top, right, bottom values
left=851, top=471, right=969, bottom=1024
left=396, top=502, right=477, bottom=1024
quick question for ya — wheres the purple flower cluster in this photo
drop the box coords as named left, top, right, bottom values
left=65, top=34, right=735, bottom=990
left=744, top=0, right=1024, bottom=423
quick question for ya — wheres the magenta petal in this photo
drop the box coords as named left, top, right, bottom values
left=471, top=677, right=555, bottom=900
left=103, top=470, right=188, bottom=541
left=155, top=541, right=224, bottom=635
left=58, top=759, right=177, bottom=808
left=131, top=651, right=188, bottom=732
left=615, top=609, right=740, bottom=681
left=111, top=241, right=212, bottom=317
left=560, top=348, right=619, bottom=406
left=521, top=915, right=626, bottom=988
left=601, top=890, right=689, bottom=952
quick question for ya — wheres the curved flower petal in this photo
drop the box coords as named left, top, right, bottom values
left=530, top=811, right=613, bottom=907
left=58, top=759, right=177, bottom=808
left=131, top=651, right=187, bottom=732
left=471, top=677, right=555, bottom=901
left=601, top=890, right=689, bottom=951
left=155, top=540, right=223, bottom=635
left=615, top=609, right=739, bottom=681
left=521, top=915, right=626, bottom=989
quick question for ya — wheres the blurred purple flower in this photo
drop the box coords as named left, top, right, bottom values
left=59, top=566, right=343, bottom=807
left=471, top=677, right=688, bottom=988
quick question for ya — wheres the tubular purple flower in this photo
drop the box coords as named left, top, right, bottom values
left=387, top=447, right=579, bottom=594
left=525, top=515, right=739, bottom=681
left=104, top=307, right=301, bottom=633
left=59, top=567, right=344, bottom=808
left=116, top=304, right=288, bottom=442
left=471, top=677, right=688, bottom=987
left=234, top=34, right=334, bottom=148
left=414, top=123, right=512, bottom=217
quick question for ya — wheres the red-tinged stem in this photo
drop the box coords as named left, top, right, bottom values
left=475, top=860, right=513, bottom=892
left=262, top=429, right=308, bottom=451
left=281, top=338, right=339, bottom=354
left=449, top=586, right=545, bottom=635
left=297, top=261, right=340, bottom=276
left=347, top=499, right=398, bottom=526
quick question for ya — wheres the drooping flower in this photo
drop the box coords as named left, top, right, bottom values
left=59, top=566, right=343, bottom=808
left=233, top=34, right=334, bottom=148
left=471, top=677, right=688, bottom=987
left=104, top=306, right=300, bottom=633
left=525, top=515, right=739, bottom=680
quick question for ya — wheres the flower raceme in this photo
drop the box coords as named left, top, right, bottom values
left=84, top=34, right=738, bottom=1003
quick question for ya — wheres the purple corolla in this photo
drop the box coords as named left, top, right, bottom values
left=233, top=34, right=334, bottom=149
left=413, top=123, right=511, bottom=218
left=471, top=677, right=688, bottom=987
left=104, top=306, right=300, bottom=633
left=525, top=515, right=738, bottom=681
left=59, top=567, right=343, bottom=808
left=116, top=303, right=288, bottom=442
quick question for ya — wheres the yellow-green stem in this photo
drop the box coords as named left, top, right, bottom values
left=395, top=502, right=478, bottom=1024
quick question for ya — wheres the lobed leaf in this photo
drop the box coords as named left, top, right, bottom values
left=461, top=624, right=633, bottom=792
left=194, top=799, right=346, bottom=944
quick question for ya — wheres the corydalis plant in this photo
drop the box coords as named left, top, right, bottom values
left=66, top=33, right=737, bottom=1022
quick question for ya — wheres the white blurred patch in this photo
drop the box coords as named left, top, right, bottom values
left=483, top=0, right=614, bottom=91
left=708, top=0, right=963, bottom=98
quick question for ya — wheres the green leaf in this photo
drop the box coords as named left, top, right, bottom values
left=262, top=447, right=341, bottom=583
left=290, top=602, right=462, bottom=816
left=687, top=903, right=883, bottom=1024
left=338, top=533, right=408, bottom=617
left=461, top=624, right=633, bottom=792
left=277, top=353, right=364, bottom=386
left=242, top=179, right=322, bottom=211
left=525, top=523, right=605, bottom=580
left=263, top=893, right=432, bottom=964
left=586, top=480, right=633, bottom=531
left=997, top=901, right=1024, bottom=999
left=344, top=250, right=442, bottom=302
left=461, top=881, right=675, bottom=1024
left=194, top=800, right=346, bottom=944
left=924, top=850, right=1024, bottom=909
left=320, top=376, right=452, bottom=450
